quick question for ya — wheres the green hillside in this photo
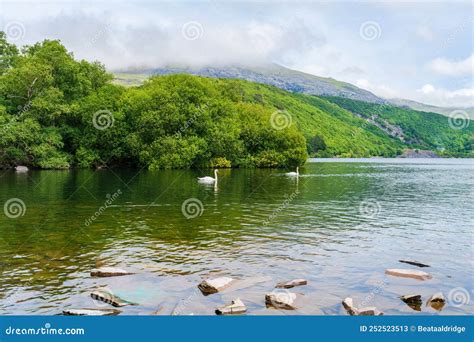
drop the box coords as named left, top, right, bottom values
left=1, top=35, right=472, bottom=171
left=114, top=69, right=472, bottom=158
left=224, top=80, right=403, bottom=157
left=115, top=64, right=385, bottom=104
left=325, top=96, right=473, bottom=157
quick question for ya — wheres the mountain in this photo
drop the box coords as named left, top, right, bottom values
left=115, top=65, right=473, bottom=120
left=114, top=64, right=387, bottom=104
left=113, top=67, right=472, bottom=158
left=388, top=98, right=474, bottom=119
left=325, top=96, right=473, bottom=156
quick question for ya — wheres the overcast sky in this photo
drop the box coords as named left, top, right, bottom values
left=0, top=0, right=472, bottom=107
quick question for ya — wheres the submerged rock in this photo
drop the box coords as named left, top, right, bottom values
left=342, top=297, right=358, bottom=316
left=399, top=260, right=430, bottom=268
left=90, top=267, right=134, bottom=277
left=90, top=290, right=137, bottom=307
left=400, top=294, right=422, bottom=311
left=385, top=268, right=432, bottom=281
left=275, top=278, right=307, bottom=289
left=198, top=277, right=234, bottom=295
left=63, top=308, right=121, bottom=316
left=15, top=166, right=28, bottom=172
left=265, top=291, right=297, bottom=310
left=358, top=307, right=384, bottom=316
left=215, top=298, right=247, bottom=315
left=427, top=292, right=446, bottom=311
left=342, top=297, right=383, bottom=316
left=221, top=276, right=272, bottom=293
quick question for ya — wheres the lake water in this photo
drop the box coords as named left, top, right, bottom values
left=0, top=159, right=472, bottom=315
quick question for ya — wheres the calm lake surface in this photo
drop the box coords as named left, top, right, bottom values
left=0, top=159, right=472, bottom=315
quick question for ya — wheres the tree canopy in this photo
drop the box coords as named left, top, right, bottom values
left=0, top=36, right=307, bottom=169
left=1, top=35, right=471, bottom=170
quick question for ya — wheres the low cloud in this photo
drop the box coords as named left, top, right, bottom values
left=355, top=78, right=397, bottom=99
left=8, top=11, right=324, bottom=70
left=416, top=84, right=474, bottom=107
left=1, top=1, right=472, bottom=107
left=427, top=54, right=473, bottom=77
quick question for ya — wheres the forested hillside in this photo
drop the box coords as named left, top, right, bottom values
left=0, top=34, right=471, bottom=170
left=0, top=34, right=307, bottom=169
left=326, top=97, right=473, bottom=157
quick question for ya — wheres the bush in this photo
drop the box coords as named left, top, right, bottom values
left=210, top=157, right=231, bottom=168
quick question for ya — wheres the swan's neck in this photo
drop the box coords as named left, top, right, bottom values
left=214, top=170, right=218, bottom=181
left=296, top=167, right=299, bottom=175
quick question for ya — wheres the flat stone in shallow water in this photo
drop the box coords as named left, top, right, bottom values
left=265, top=292, right=298, bottom=310
left=63, top=308, right=121, bottom=316
left=400, top=294, right=422, bottom=311
left=427, top=292, right=445, bottom=311
left=357, top=307, right=383, bottom=316
left=342, top=297, right=358, bottom=316
left=342, top=297, right=383, bottom=316
left=215, top=298, right=247, bottom=315
left=90, top=267, right=134, bottom=277
left=198, top=277, right=234, bottom=295
left=400, top=294, right=422, bottom=303
left=90, top=290, right=137, bottom=307
left=385, top=269, right=432, bottom=281
left=275, top=279, right=307, bottom=289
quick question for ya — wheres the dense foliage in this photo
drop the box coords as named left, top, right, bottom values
left=0, top=34, right=306, bottom=169
left=1, top=35, right=471, bottom=170
left=229, top=82, right=405, bottom=157
left=325, top=96, right=473, bottom=157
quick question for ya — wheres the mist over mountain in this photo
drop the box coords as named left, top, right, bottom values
left=116, top=64, right=473, bottom=117
left=115, top=64, right=387, bottom=104
left=388, top=98, right=474, bottom=119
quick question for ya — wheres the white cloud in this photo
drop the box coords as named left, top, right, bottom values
left=5, top=11, right=324, bottom=70
left=427, top=54, right=474, bottom=77
left=1, top=1, right=472, bottom=107
left=355, top=78, right=397, bottom=98
left=420, top=84, right=435, bottom=94
left=416, top=84, right=474, bottom=107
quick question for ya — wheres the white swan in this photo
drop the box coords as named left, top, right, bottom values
left=198, top=169, right=218, bottom=184
left=285, top=167, right=299, bottom=177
